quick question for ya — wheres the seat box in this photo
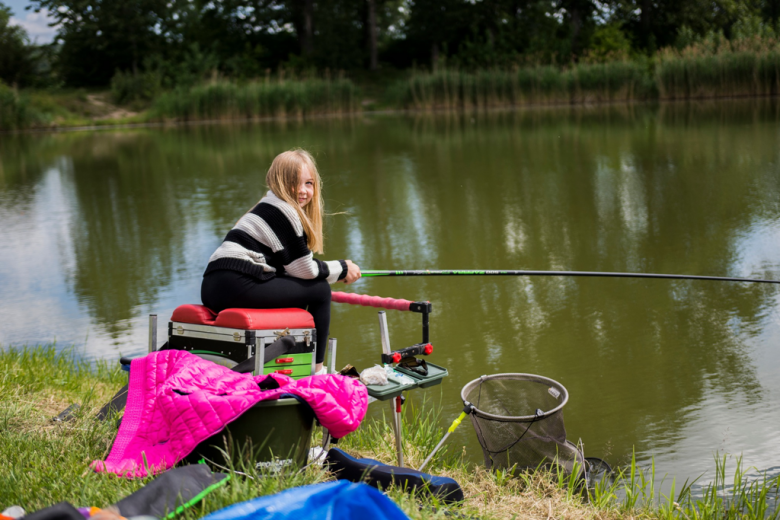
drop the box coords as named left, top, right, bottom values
left=167, top=306, right=317, bottom=379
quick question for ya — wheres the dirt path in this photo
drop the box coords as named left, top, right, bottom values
left=86, top=93, right=138, bottom=120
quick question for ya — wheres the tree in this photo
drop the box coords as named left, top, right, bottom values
left=609, top=0, right=744, bottom=52
left=30, top=0, right=170, bottom=86
left=557, top=0, right=596, bottom=58
left=0, top=2, right=34, bottom=86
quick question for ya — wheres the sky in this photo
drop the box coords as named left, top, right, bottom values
left=5, top=0, right=58, bottom=43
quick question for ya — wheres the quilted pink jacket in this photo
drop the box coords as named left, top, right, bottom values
left=92, top=350, right=368, bottom=478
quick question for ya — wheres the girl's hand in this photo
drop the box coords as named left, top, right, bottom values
left=343, top=260, right=361, bottom=284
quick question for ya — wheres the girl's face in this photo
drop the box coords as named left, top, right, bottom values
left=297, top=165, right=315, bottom=207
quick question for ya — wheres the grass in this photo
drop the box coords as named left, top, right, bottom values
left=2, top=344, right=779, bottom=519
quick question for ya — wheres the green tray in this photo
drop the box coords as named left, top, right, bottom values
left=395, top=361, right=448, bottom=388
left=365, top=375, right=418, bottom=401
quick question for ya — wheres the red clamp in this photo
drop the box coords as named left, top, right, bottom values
left=381, top=342, right=434, bottom=364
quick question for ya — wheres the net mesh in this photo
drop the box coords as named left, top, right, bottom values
left=461, top=373, right=584, bottom=473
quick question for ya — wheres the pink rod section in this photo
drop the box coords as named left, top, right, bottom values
left=331, top=291, right=412, bottom=311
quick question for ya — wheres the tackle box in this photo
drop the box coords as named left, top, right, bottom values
left=167, top=305, right=316, bottom=379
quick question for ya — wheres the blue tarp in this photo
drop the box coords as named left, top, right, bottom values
left=201, top=480, right=410, bottom=520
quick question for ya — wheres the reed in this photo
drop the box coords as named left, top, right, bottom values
left=150, top=76, right=361, bottom=121
left=656, top=36, right=780, bottom=99
left=387, top=61, right=653, bottom=111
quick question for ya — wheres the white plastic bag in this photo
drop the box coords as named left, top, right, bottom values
left=360, top=365, right=388, bottom=386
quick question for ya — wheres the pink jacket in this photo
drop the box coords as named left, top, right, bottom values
left=92, top=350, right=367, bottom=478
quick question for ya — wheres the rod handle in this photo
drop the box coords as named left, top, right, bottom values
left=333, top=291, right=412, bottom=311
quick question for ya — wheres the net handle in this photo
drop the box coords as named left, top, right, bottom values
left=460, top=373, right=569, bottom=421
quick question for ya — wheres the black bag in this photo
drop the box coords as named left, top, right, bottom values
left=325, top=448, right=464, bottom=504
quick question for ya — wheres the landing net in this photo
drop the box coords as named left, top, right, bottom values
left=461, top=373, right=584, bottom=473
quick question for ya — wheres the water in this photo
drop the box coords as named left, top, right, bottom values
left=2, top=100, right=780, bottom=488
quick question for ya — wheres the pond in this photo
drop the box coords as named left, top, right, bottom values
left=2, top=100, right=780, bottom=488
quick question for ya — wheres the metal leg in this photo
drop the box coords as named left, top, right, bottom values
left=378, top=311, right=391, bottom=357
left=310, top=336, right=316, bottom=375
left=379, top=311, right=403, bottom=466
left=394, top=395, right=404, bottom=467
left=255, top=340, right=264, bottom=376
left=321, top=429, right=332, bottom=451
left=148, top=314, right=157, bottom=353
left=328, top=338, right=337, bottom=374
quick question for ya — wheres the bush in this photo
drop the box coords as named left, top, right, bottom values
left=110, top=69, right=163, bottom=105
left=0, top=81, right=43, bottom=130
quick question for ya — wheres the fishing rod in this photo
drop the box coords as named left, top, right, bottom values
left=361, top=270, right=780, bottom=284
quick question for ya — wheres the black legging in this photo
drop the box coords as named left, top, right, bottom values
left=201, top=269, right=331, bottom=364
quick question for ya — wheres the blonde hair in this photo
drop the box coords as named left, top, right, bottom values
left=265, top=149, right=325, bottom=254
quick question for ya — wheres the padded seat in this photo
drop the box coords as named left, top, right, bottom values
left=171, top=304, right=315, bottom=330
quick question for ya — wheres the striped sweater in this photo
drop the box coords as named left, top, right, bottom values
left=205, top=191, right=347, bottom=284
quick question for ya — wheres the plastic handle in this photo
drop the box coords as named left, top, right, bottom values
left=275, top=369, right=293, bottom=375
left=332, top=291, right=412, bottom=311
left=275, top=358, right=294, bottom=364
left=448, top=411, right=467, bottom=433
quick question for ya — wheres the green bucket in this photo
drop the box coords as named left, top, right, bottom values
left=187, top=397, right=315, bottom=472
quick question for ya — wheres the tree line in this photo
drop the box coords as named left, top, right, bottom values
left=2, top=0, right=780, bottom=89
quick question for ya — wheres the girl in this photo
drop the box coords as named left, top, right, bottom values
left=201, top=149, right=361, bottom=374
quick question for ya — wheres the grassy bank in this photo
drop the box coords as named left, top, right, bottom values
left=4, top=37, right=780, bottom=129
left=2, top=345, right=780, bottom=519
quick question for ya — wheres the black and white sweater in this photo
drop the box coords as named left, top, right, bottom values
left=204, top=191, right=348, bottom=283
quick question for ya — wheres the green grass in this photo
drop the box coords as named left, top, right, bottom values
left=3, top=344, right=779, bottom=520
left=0, top=346, right=466, bottom=519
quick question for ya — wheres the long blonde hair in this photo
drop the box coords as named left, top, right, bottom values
left=265, top=149, right=325, bottom=254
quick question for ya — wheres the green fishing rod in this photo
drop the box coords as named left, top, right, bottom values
left=361, top=270, right=780, bottom=284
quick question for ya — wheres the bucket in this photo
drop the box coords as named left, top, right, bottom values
left=187, top=397, right=315, bottom=472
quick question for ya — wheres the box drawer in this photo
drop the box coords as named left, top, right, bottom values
left=263, top=364, right=313, bottom=379
left=264, top=352, right=313, bottom=369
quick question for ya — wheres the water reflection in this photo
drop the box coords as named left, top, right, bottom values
left=1, top=100, right=780, bottom=485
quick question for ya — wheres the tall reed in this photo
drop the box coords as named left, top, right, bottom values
left=151, top=76, right=361, bottom=121
left=387, top=61, right=653, bottom=110
left=655, top=36, right=780, bottom=99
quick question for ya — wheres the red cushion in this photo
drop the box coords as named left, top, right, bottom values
left=215, top=308, right=315, bottom=330
left=171, top=304, right=218, bottom=326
